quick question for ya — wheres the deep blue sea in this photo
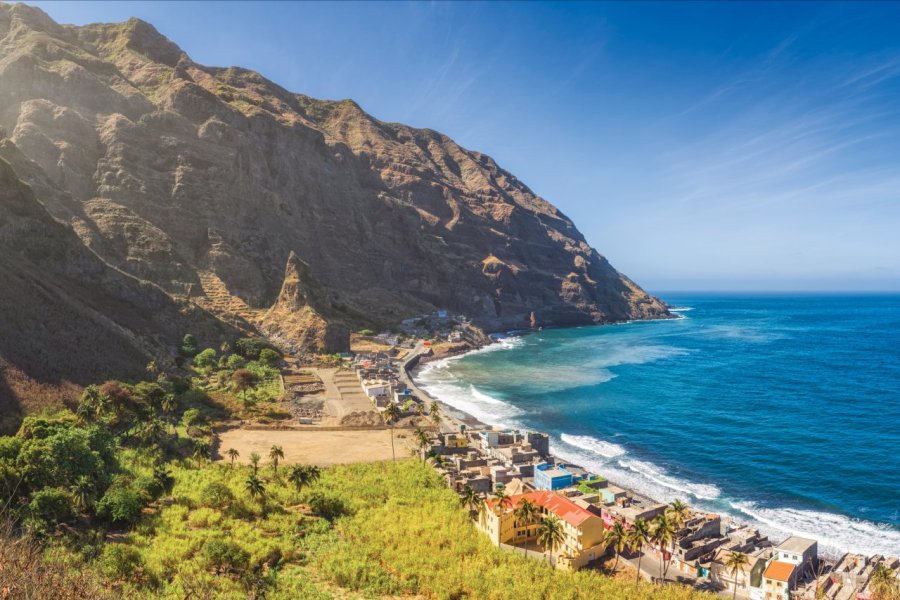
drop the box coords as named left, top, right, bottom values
left=417, top=294, right=900, bottom=557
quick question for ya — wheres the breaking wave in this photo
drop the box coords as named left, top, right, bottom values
left=728, top=501, right=900, bottom=558
left=560, top=433, right=625, bottom=458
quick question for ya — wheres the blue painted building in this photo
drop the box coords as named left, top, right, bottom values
left=533, top=463, right=579, bottom=491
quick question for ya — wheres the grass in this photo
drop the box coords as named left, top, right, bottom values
left=51, top=459, right=716, bottom=599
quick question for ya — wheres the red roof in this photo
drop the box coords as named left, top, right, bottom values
left=763, top=561, right=796, bottom=582
left=487, top=491, right=597, bottom=527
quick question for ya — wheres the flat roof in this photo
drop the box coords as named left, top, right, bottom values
left=776, top=536, right=817, bottom=554
left=540, top=468, right=570, bottom=479
left=763, top=561, right=796, bottom=582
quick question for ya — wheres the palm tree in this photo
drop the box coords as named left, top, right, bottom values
left=249, top=451, right=261, bottom=474
left=413, top=427, right=430, bottom=461
left=287, top=464, right=319, bottom=495
left=288, top=464, right=308, bottom=495
left=628, top=517, right=651, bottom=585
left=492, top=489, right=510, bottom=513
left=160, top=394, right=177, bottom=430
left=491, top=490, right=511, bottom=547
left=245, top=473, right=265, bottom=506
left=725, top=551, right=750, bottom=600
left=513, top=498, right=539, bottom=558
left=137, top=418, right=165, bottom=446
left=153, top=464, right=175, bottom=495
left=537, top=514, right=566, bottom=568
left=226, top=448, right=240, bottom=467
left=652, top=513, right=677, bottom=582
left=871, top=563, right=899, bottom=600
left=667, top=499, right=690, bottom=534
left=476, top=496, right=488, bottom=528
left=192, top=439, right=211, bottom=466
left=415, top=402, right=426, bottom=417
left=269, top=444, right=284, bottom=476
left=231, top=368, right=257, bottom=404
left=608, top=521, right=628, bottom=571
left=460, top=485, right=480, bottom=517
left=304, top=464, right=321, bottom=486
left=429, top=400, right=442, bottom=431
left=71, top=475, right=94, bottom=513
left=383, top=402, right=401, bottom=461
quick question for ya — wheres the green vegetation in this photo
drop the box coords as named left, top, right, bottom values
left=0, top=333, right=717, bottom=599
left=575, top=475, right=606, bottom=495
left=183, top=336, right=285, bottom=419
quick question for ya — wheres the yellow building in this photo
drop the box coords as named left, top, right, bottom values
left=479, top=491, right=609, bottom=570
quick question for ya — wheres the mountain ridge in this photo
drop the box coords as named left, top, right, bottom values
left=0, top=2, right=669, bottom=426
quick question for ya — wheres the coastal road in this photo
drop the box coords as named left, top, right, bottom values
left=397, top=342, right=459, bottom=434
left=619, top=552, right=742, bottom=599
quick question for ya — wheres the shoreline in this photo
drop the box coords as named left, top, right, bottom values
left=405, top=330, right=897, bottom=561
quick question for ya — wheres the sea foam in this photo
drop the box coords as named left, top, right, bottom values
left=728, top=501, right=900, bottom=558
left=560, top=433, right=625, bottom=458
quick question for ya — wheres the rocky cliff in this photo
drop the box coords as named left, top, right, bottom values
left=0, top=3, right=669, bottom=418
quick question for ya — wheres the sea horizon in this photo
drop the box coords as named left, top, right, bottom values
left=415, top=292, right=900, bottom=558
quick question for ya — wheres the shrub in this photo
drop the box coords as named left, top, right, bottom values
left=28, top=487, right=74, bottom=528
left=181, top=408, right=201, bottom=429
left=258, top=348, right=280, bottom=367
left=180, top=334, right=198, bottom=357
left=193, top=348, right=217, bottom=369
left=187, top=507, right=223, bottom=528
left=132, top=474, right=164, bottom=501
left=224, top=354, right=246, bottom=370
left=358, top=329, right=375, bottom=337
left=97, top=543, right=142, bottom=580
left=202, top=538, right=250, bottom=574
left=199, top=481, right=234, bottom=509
left=234, top=337, right=275, bottom=360
left=96, top=487, right=144, bottom=524
left=306, top=491, right=349, bottom=521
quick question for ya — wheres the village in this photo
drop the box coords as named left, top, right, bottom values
left=336, top=313, right=900, bottom=600
left=219, top=309, right=899, bottom=600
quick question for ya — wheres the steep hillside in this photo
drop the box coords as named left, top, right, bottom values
left=0, top=2, right=669, bottom=419
left=0, top=154, right=236, bottom=433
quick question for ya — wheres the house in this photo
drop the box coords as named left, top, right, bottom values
left=534, top=463, right=581, bottom=491
left=774, top=536, right=817, bottom=577
left=597, top=484, right=629, bottom=506
left=442, top=433, right=469, bottom=449
left=762, top=560, right=797, bottom=600
left=707, top=526, right=774, bottom=599
left=361, top=380, right=389, bottom=399
left=479, top=491, right=608, bottom=570
left=526, top=431, right=551, bottom=457
left=602, top=495, right=667, bottom=528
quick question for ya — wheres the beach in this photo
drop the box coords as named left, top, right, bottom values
left=407, top=295, right=900, bottom=559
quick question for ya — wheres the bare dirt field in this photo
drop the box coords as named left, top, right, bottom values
left=217, top=428, right=414, bottom=466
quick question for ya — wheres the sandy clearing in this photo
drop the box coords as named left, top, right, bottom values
left=217, top=428, right=415, bottom=466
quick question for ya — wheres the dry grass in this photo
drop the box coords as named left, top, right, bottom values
left=0, top=522, right=108, bottom=599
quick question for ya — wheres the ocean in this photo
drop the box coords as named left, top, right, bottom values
left=415, top=293, right=900, bottom=557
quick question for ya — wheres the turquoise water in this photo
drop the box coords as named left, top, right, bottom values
left=416, top=294, right=900, bottom=556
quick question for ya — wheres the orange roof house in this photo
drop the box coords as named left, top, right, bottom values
left=763, top=561, right=796, bottom=582
left=486, top=490, right=597, bottom=527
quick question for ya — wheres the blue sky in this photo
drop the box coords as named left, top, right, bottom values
left=31, top=1, right=900, bottom=291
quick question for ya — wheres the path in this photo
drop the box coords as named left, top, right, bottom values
left=397, top=342, right=460, bottom=434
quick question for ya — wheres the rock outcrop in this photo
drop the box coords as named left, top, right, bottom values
left=0, top=3, right=670, bottom=423
left=260, top=252, right=350, bottom=354
left=0, top=154, right=236, bottom=433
